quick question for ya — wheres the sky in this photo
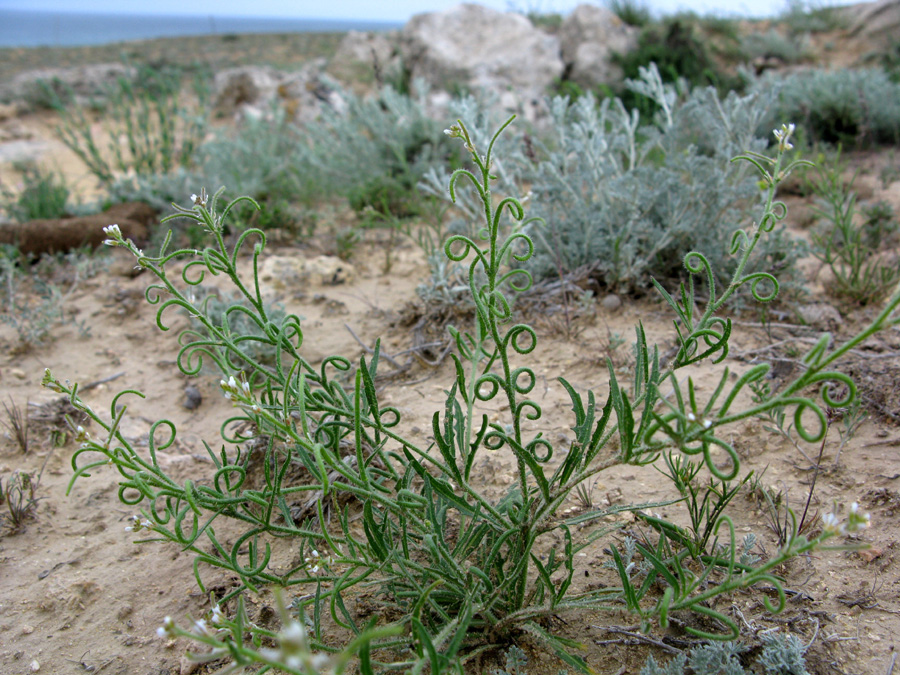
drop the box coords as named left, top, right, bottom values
left=0, top=0, right=824, bottom=23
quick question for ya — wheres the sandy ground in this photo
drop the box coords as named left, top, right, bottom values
left=2, top=38, right=900, bottom=675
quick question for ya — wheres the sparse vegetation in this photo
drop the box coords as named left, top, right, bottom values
left=3, top=8, right=900, bottom=674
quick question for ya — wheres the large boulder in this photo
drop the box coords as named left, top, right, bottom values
left=400, top=4, right=563, bottom=104
left=848, top=0, right=900, bottom=43
left=560, top=5, right=637, bottom=88
left=327, top=31, right=402, bottom=92
left=212, top=66, right=282, bottom=115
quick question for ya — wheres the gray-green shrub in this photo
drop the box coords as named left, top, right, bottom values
left=751, top=67, right=900, bottom=146
left=516, top=69, right=803, bottom=294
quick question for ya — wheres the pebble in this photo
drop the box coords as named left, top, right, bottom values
left=601, top=293, right=622, bottom=313
left=30, top=660, right=40, bottom=672
left=21, top=625, right=34, bottom=635
left=10, top=368, right=26, bottom=380
left=182, top=385, right=202, bottom=411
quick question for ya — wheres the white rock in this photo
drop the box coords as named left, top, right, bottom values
left=400, top=4, right=563, bottom=108
left=560, top=4, right=637, bottom=88
left=259, top=255, right=355, bottom=290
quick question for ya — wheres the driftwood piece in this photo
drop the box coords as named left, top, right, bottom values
left=0, top=202, right=155, bottom=256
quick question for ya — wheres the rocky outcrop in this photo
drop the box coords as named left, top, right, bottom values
left=400, top=4, right=563, bottom=108
left=327, top=31, right=403, bottom=92
left=212, top=60, right=334, bottom=123
left=848, top=0, right=900, bottom=43
left=0, top=63, right=135, bottom=107
left=560, top=5, right=638, bottom=88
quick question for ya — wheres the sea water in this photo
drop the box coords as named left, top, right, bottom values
left=0, top=9, right=400, bottom=48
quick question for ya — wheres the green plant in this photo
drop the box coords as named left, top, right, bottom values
left=0, top=248, right=103, bottom=350
left=612, top=17, right=739, bottom=110
left=45, top=119, right=891, bottom=672
left=300, top=84, right=461, bottom=217
left=741, top=29, right=811, bottom=64
left=481, top=67, right=806, bottom=296
left=56, top=63, right=208, bottom=186
left=155, top=589, right=399, bottom=675
left=607, top=0, right=652, bottom=28
left=780, top=0, right=846, bottom=35
left=0, top=470, right=40, bottom=532
left=808, top=152, right=900, bottom=305
left=752, top=68, right=900, bottom=146
left=1, top=162, right=70, bottom=222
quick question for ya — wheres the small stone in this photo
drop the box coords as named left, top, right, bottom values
left=21, top=624, right=34, bottom=634
left=601, top=293, right=622, bottom=312
left=30, top=660, right=40, bottom=672
left=10, top=368, right=26, bottom=380
left=798, top=303, right=842, bottom=330
left=182, top=385, right=202, bottom=411
left=858, top=547, right=883, bottom=563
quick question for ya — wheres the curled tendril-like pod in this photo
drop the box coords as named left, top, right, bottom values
left=515, top=400, right=542, bottom=423
left=149, top=494, right=174, bottom=525
left=683, top=251, right=713, bottom=283
left=756, top=574, right=787, bottom=613
left=497, top=267, right=533, bottom=295
left=229, top=227, right=265, bottom=268
left=118, top=482, right=146, bottom=506
left=147, top=418, right=177, bottom=467
left=475, top=374, right=502, bottom=401
left=504, top=324, right=538, bottom=356
left=153, top=297, right=193, bottom=332
left=483, top=429, right=507, bottom=451
left=808, top=371, right=856, bottom=408
left=500, top=231, right=535, bottom=265
left=493, top=197, right=524, bottom=227
left=143, top=282, right=167, bottom=306
left=230, top=529, right=272, bottom=578
left=444, top=234, right=484, bottom=265
left=487, top=288, right=513, bottom=321
left=742, top=271, right=779, bottom=303
left=377, top=406, right=401, bottom=429
left=701, top=435, right=739, bottom=481
left=729, top=228, right=751, bottom=256
left=182, top=258, right=211, bottom=285
left=320, top=356, right=352, bottom=383
left=448, top=168, right=485, bottom=205
left=218, top=194, right=259, bottom=225
left=759, top=201, right=787, bottom=233
left=509, top=367, right=536, bottom=395
left=177, top=338, right=224, bottom=378
left=679, top=323, right=730, bottom=365
left=198, top=247, right=228, bottom=276
left=526, top=436, right=553, bottom=462
left=791, top=399, right=828, bottom=443
left=214, top=464, right=247, bottom=495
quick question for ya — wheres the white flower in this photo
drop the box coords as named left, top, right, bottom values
left=703, top=419, right=712, bottom=429
left=103, top=224, right=122, bottom=238
left=687, top=412, right=696, bottom=422
left=210, top=605, right=224, bottom=626
left=157, top=616, right=175, bottom=639
left=821, top=512, right=841, bottom=535
left=192, top=618, right=211, bottom=636
left=773, top=123, right=796, bottom=152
